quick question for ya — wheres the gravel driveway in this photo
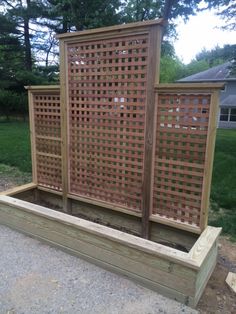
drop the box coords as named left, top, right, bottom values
left=0, top=224, right=198, bottom=314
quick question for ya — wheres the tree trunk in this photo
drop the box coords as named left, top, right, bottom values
left=24, top=0, right=32, bottom=71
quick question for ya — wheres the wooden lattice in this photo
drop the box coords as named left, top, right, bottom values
left=24, top=21, right=222, bottom=234
left=153, top=93, right=211, bottom=227
left=32, top=91, right=62, bottom=191
left=66, top=34, right=150, bottom=211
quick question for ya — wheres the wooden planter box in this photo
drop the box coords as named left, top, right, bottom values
left=0, top=184, right=221, bottom=308
left=0, top=21, right=224, bottom=308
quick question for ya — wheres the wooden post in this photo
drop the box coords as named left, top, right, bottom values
left=200, top=90, right=220, bottom=230
left=27, top=89, right=37, bottom=185
left=27, top=88, right=39, bottom=203
left=59, top=40, right=71, bottom=214
left=141, top=25, right=163, bottom=239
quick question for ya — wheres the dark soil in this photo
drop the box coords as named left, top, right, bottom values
left=197, top=237, right=236, bottom=314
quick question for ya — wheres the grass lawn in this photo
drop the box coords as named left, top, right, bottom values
left=0, top=121, right=31, bottom=173
left=0, top=122, right=235, bottom=238
left=210, top=128, right=236, bottom=239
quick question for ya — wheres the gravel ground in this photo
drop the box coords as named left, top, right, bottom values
left=0, top=225, right=198, bottom=314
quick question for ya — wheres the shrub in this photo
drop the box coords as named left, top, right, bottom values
left=0, top=89, right=28, bottom=120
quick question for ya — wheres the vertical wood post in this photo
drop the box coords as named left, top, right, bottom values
left=200, top=90, right=220, bottom=230
left=141, top=25, right=163, bottom=239
left=27, top=89, right=37, bottom=185
left=27, top=89, right=39, bottom=202
left=60, top=40, right=71, bottom=213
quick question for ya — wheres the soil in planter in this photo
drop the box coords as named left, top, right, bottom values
left=27, top=198, right=190, bottom=253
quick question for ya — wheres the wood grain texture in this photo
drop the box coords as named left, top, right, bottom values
left=0, top=196, right=195, bottom=267
left=141, top=25, right=162, bottom=239
left=27, top=87, right=62, bottom=191
left=188, top=225, right=221, bottom=266
left=24, top=22, right=223, bottom=233
left=225, top=272, right=236, bottom=294
left=28, top=89, right=37, bottom=183
left=59, top=40, right=71, bottom=213
left=200, top=90, right=220, bottom=229
left=0, top=195, right=220, bottom=307
left=155, top=83, right=225, bottom=92
left=65, top=30, right=152, bottom=212
left=0, top=183, right=37, bottom=196
left=152, top=87, right=222, bottom=232
left=4, top=187, right=197, bottom=250
left=56, top=19, right=164, bottom=39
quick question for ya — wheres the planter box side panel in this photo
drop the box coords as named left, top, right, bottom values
left=0, top=197, right=199, bottom=306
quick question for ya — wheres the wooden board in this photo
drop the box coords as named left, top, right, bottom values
left=152, top=83, right=224, bottom=232
left=0, top=195, right=221, bottom=307
left=226, top=272, right=236, bottom=294
left=25, top=81, right=223, bottom=234
left=3, top=185, right=197, bottom=250
left=25, top=86, right=62, bottom=191
left=24, top=18, right=223, bottom=234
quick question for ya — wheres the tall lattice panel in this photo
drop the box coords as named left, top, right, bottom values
left=153, top=93, right=211, bottom=227
left=66, top=32, right=153, bottom=212
left=32, top=90, right=62, bottom=191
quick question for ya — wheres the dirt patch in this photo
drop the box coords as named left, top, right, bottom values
left=1, top=177, right=235, bottom=313
left=197, top=237, right=236, bottom=314
left=0, top=165, right=31, bottom=192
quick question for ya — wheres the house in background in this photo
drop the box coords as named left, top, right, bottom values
left=178, top=62, right=236, bottom=128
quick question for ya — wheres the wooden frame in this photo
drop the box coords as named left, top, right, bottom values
left=58, top=20, right=164, bottom=239
left=57, top=20, right=224, bottom=236
left=152, top=83, right=224, bottom=233
left=0, top=21, right=225, bottom=307
left=0, top=188, right=221, bottom=308
left=25, top=81, right=224, bottom=235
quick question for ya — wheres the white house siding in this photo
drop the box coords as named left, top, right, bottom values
left=218, top=81, right=236, bottom=129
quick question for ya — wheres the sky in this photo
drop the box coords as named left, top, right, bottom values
left=174, top=9, right=235, bottom=64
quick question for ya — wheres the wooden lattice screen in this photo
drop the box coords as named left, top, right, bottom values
left=26, top=21, right=223, bottom=236
left=28, top=86, right=62, bottom=191
left=152, top=87, right=218, bottom=230
left=66, top=35, right=151, bottom=211
left=58, top=20, right=163, bottom=221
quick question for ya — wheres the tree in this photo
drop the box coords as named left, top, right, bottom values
left=178, top=44, right=236, bottom=79
left=0, top=0, right=45, bottom=71
left=43, top=0, right=122, bottom=33
left=196, top=45, right=236, bottom=66
left=160, top=55, right=184, bottom=82
left=206, top=0, right=236, bottom=30
left=121, top=0, right=204, bottom=38
left=0, top=0, right=61, bottom=72
left=0, top=13, right=24, bottom=89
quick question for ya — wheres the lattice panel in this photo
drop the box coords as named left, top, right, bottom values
left=67, top=34, right=150, bottom=211
left=33, top=93, right=62, bottom=190
left=153, top=93, right=211, bottom=226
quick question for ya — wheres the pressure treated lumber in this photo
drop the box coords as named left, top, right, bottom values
left=2, top=185, right=197, bottom=250
left=141, top=24, right=162, bottom=239
left=0, top=195, right=221, bottom=307
left=0, top=183, right=37, bottom=196
left=226, top=272, right=236, bottom=294
left=25, top=26, right=223, bottom=235
left=56, top=19, right=164, bottom=40
left=153, top=83, right=224, bottom=232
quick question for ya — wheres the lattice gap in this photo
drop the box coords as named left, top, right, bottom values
left=67, top=34, right=150, bottom=211
left=33, top=93, right=62, bottom=191
left=153, top=93, right=211, bottom=226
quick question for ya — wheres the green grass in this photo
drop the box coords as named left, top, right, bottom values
left=0, top=121, right=31, bottom=173
left=209, top=128, right=236, bottom=239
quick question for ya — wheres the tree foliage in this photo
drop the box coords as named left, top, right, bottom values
left=160, top=55, right=184, bottom=82
left=206, top=0, right=236, bottom=30
left=0, top=0, right=235, bottom=117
